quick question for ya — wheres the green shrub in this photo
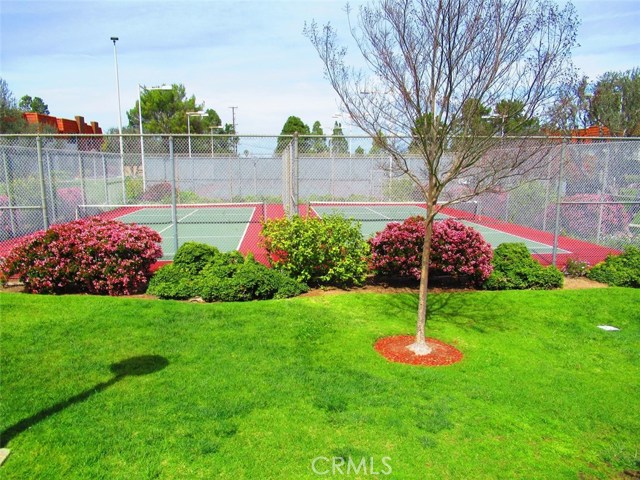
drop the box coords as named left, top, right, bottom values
left=484, top=243, right=563, bottom=290
left=148, top=243, right=308, bottom=302
left=198, top=257, right=308, bottom=302
left=173, top=242, right=221, bottom=275
left=587, top=246, right=640, bottom=287
left=147, top=263, right=199, bottom=299
left=260, top=214, right=370, bottom=286
left=125, top=177, right=144, bottom=203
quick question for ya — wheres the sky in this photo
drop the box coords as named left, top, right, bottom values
left=1, top=0, right=639, bottom=135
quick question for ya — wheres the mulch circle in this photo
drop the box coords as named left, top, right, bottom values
left=374, top=335, right=463, bottom=367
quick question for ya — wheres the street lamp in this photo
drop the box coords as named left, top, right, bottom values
left=138, top=84, right=171, bottom=190
left=186, top=111, right=208, bottom=157
left=110, top=36, right=126, bottom=203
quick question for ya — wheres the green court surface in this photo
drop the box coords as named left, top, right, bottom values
left=312, top=204, right=569, bottom=255
left=112, top=206, right=256, bottom=259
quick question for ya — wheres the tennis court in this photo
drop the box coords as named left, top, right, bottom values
left=78, top=203, right=264, bottom=259
left=310, top=202, right=570, bottom=255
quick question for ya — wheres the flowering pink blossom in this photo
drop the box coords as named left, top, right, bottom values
left=0, top=218, right=162, bottom=295
left=369, top=217, right=493, bottom=285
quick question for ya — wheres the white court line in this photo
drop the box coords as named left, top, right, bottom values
left=236, top=207, right=255, bottom=250
left=156, top=209, right=200, bottom=234
left=363, top=206, right=392, bottom=220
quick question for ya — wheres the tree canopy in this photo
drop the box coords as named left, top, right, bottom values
left=306, top=0, right=577, bottom=355
left=590, top=68, right=640, bottom=137
left=19, top=95, right=49, bottom=115
left=0, top=79, right=27, bottom=133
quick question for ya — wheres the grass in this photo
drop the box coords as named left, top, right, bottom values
left=1, top=288, right=639, bottom=479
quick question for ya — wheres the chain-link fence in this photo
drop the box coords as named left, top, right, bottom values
left=1, top=134, right=638, bottom=264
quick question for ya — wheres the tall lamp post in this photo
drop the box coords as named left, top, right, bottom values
left=110, top=36, right=125, bottom=202
left=186, top=111, right=208, bottom=157
left=138, top=84, right=171, bottom=190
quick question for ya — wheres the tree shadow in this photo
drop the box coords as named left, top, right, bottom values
left=1, top=355, right=169, bottom=448
left=383, top=290, right=512, bottom=334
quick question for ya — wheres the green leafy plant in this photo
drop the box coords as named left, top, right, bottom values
left=260, top=214, right=371, bottom=286
left=484, top=243, right=563, bottom=290
left=587, top=246, right=640, bottom=287
left=147, top=243, right=307, bottom=301
left=563, top=258, right=590, bottom=278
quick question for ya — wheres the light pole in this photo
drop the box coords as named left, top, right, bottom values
left=110, top=36, right=126, bottom=203
left=138, top=84, right=171, bottom=190
left=186, top=112, right=208, bottom=157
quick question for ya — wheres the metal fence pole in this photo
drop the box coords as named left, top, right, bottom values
left=46, top=151, right=58, bottom=223
left=101, top=153, right=109, bottom=204
left=169, top=136, right=179, bottom=255
left=78, top=152, right=88, bottom=206
left=596, top=144, right=610, bottom=242
left=2, top=149, right=17, bottom=236
left=120, top=134, right=126, bottom=204
left=36, top=136, right=49, bottom=230
left=551, top=140, right=565, bottom=266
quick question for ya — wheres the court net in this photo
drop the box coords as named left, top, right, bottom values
left=76, top=202, right=266, bottom=225
left=307, top=200, right=479, bottom=222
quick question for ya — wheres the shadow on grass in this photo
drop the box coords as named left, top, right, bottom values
left=0, top=355, right=168, bottom=448
left=384, top=290, right=514, bottom=334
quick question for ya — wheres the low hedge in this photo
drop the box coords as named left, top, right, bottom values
left=147, top=242, right=308, bottom=302
left=483, top=243, right=563, bottom=290
left=587, top=246, right=640, bottom=287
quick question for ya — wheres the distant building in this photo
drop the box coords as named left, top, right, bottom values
left=22, top=113, right=103, bottom=150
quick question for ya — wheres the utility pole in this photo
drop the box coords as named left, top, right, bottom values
left=229, top=106, right=238, bottom=156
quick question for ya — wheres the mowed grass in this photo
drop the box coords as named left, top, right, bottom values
left=1, top=288, right=639, bottom=479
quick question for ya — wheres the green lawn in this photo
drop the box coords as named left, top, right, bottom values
left=1, top=289, right=639, bottom=479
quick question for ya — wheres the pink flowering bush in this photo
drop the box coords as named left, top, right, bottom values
left=369, top=217, right=493, bottom=286
left=56, top=187, right=83, bottom=221
left=0, top=218, right=162, bottom=295
left=141, top=182, right=173, bottom=203
left=542, top=194, right=630, bottom=238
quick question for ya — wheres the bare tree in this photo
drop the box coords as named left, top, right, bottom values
left=305, top=0, right=578, bottom=355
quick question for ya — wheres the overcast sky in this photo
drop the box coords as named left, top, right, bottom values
left=1, top=0, right=638, bottom=135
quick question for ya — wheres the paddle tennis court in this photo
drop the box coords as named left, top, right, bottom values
left=78, top=203, right=264, bottom=259
left=309, top=202, right=570, bottom=255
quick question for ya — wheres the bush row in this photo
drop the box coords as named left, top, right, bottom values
left=147, top=243, right=307, bottom=301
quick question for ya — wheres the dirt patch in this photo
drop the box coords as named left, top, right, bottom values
left=563, top=277, right=608, bottom=289
left=374, top=335, right=463, bottom=366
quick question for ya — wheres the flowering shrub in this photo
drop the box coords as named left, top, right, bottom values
left=260, top=214, right=370, bottom=286
left=56, top=187, right=83, bottom=221
left=369, top=217, right=493, bottom=286
left=543, top=194, right=631, bottom=238
left=141, top=182, right=173, bottom=203
left=0, top=218, right=162, bottom=295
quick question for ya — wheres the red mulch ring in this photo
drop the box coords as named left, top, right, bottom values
left=374, top=335, right=463, bottom=367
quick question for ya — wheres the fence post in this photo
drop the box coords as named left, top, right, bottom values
left=551, top=139, right=565, bottom=266
left=169, top=136, right=179, bottom=255
left=293, top=132, right=299, bottom=213
left=596, top=144, right=610, bottom=242
left=36, top=136, right=49, bottom=230
left=101, top=153, right=109, bottom=204
left=2, top=149, right=17, bottom=236
left=120, top=134, right=126, bottom=204
left=46, top=151, right=58, bottom=223
left=78, top=152, right=88, bottom=206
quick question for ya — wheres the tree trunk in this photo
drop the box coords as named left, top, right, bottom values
left=407, top=214, right=434, bottom=355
